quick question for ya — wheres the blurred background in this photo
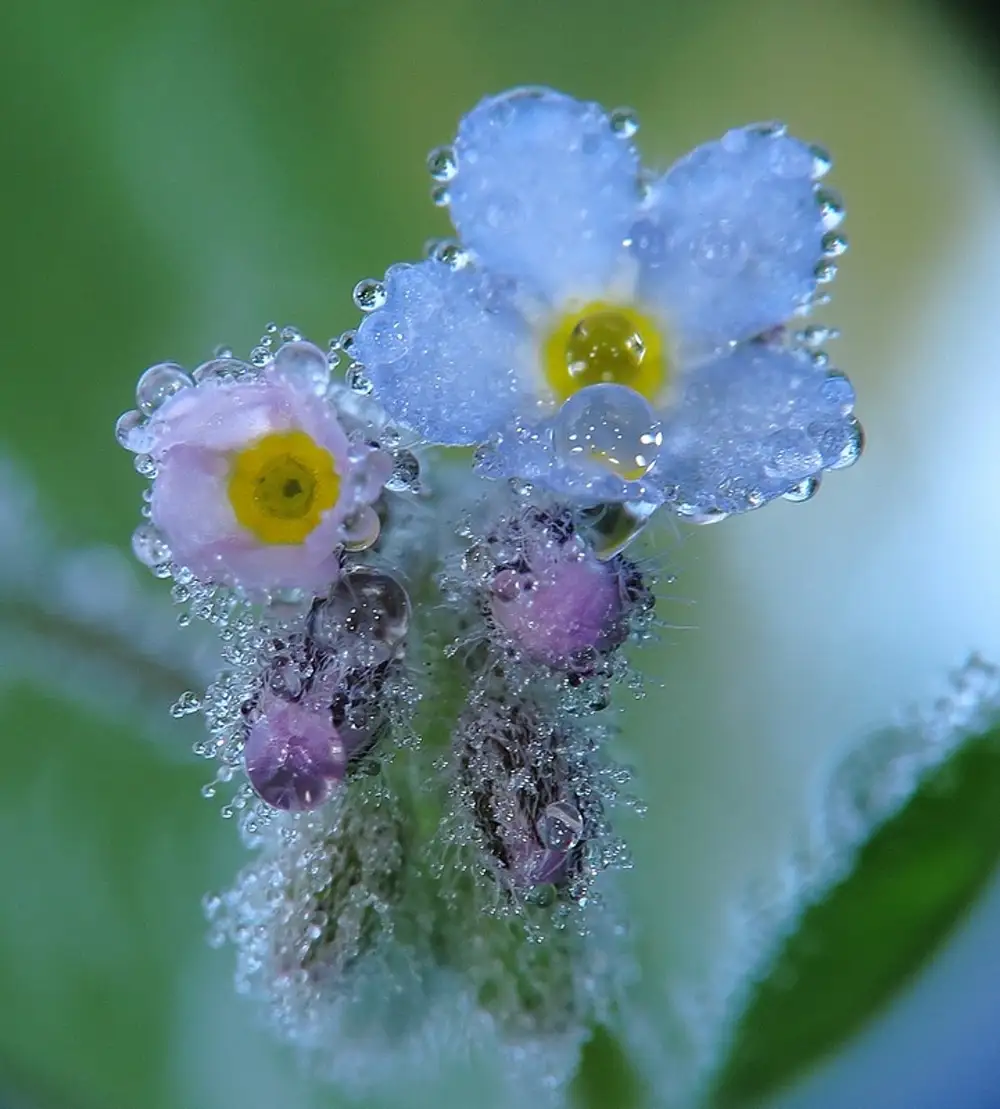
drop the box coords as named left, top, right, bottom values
left=3, top=0, right=1000, bottom=1106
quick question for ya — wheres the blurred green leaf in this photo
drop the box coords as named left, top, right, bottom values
left=570, top=1024, right=645, bottom=1109
left=711, top=724, right=1000, bottom=1107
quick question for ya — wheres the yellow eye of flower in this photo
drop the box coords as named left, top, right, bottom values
left=228, top=430, right=340, bottom=545
left=543, top=301, right=669, bottom=405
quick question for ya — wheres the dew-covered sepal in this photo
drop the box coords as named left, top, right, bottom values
left=189, top=561, right=418, bottom=821
left=454, top=693, right=599, bottom=896
left=208, top=719, right=635, bottom=1107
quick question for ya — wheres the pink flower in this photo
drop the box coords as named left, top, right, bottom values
left=143, top=344, right=391, bottom=594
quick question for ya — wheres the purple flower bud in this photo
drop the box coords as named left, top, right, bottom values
left=460, top=700, right=590, bottom=893
left=485, top=509, right=646, bottom=671
left=243, top=691, right=348, bottom=811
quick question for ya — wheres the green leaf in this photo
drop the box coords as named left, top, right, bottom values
left=571, top=1023, right=646, bottom=1109
left=712, top=694, right=1000, bottom=1107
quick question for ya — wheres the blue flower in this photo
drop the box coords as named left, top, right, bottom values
left=353, top=87, right=861, bottom=518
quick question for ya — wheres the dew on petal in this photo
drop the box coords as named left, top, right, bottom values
left=553, top=383, right=663, bottom=481
left=271, top=340, right=331, bottom=396
left=341, top=505, right=381, bottom=551
left=136, top=362, right=193, bottom=415
left=352, top=279, right=388, bottom=313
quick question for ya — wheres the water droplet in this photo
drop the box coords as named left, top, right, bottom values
left=829, top=417, right=864, bottom=470
left=336, top=329, right=357, bottom=355
left=384, top=450, right=420, bottom=492
left=280, top=325, right=303, bottom=343
left=816, top=187, right=845, bottom=231
left=344, top=362, right=373, bottom=395
left=135, top=362, right=193, bottom=415
left=427, top=144, right=458, bottom=181
left=809, top=143, right=833, bottom=178
left=272, top=340, right=330, bottom=395
left=132, top=522, right=171, bottom=568
left=340, top=505, right=381, bottom=551
left=133, top=453, right=157, bottom=477
left=609, top=107, right=639, bottom=138
left=432, top=241, right=471, bottom=270
left=820, top=370, right=855, bottom=414
left=796, top=325, right=839, bottom=348
left=114, top=409, right=149, bottom=452
left=311, top=566, right=411, bottom=660
left=822, top=231, right=848, bottom=257
left=814, top=261, right=837, bottom=284
left=553, top=383, right=663, bottom=481
left=747, top=120, right=788, bottom=138
left=192, top=356, right=248, bottom=384
left=431, top=184, right=450, bottom=207
left=170, top=690, right=202, bottom=718
left=583, top=498, right=659, bottom=559
left=782, top=474, right=821, bottom=502
left=537, top=800, right=584, bottom=852
left=352, top=278, right=387, bottom=313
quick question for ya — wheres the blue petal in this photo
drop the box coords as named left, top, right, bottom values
left=476, top=417, right=667, bottom=507
left=633, top=125, right=829, bottom=351
left=354, top=261, right=533, bottom=446
left=447, top=87, right=641, bottom=305
left=653, top=343, right=860, bottom=516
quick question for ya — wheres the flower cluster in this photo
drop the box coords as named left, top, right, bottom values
left=114, top=87, right=860, bottom=1103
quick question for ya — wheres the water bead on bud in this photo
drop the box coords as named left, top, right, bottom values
left=243, top=694, right=347, bottom=812
left=135, top=362, right=193, bottom=415
left=488, top=531, right=627, bottom=669
left=537, top=799, right=584, bottom=852
left=553, top=383, right=663, bottom=482
left=309, top=566, right=411, bottom=665
left=458, top=701, right=588, bottom=893
left=271, top=340, right=331, bottom=396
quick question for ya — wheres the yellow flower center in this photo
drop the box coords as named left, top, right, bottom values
left=228, top=430, right=340, bottom=545
left=543, top=301, right=669, bottom=405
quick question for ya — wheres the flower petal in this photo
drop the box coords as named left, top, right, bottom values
left=150, top=445, right=238, bottom=574
left=654, top=342, right=859, bottom=516
left=354, top=260, right=533, bottom=446
left=447, top=87, right=640, bottom=305
left=634, top=125, right=828, bottom=350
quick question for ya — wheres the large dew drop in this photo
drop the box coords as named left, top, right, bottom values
left=135, top=362, right=193, bottom=415
left=553, top=383, right=663, bottom=482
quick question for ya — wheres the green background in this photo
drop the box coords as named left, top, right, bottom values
left=3, top=1, right=1000, bottom=1106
